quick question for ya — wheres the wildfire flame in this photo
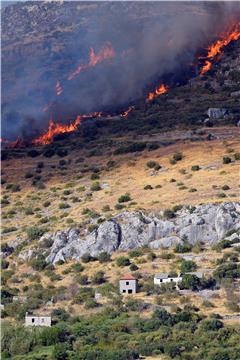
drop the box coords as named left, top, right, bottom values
left=200, top=24, right=240, bottom=75
left=120, top=106, right=134, bottom=117
left=32, top=111, right=103, bottom=145
left=68, top=42, right=115, bottom=81
left=32, top=115, right=82, bottom=145
left=147, top=84, right=168, bottom=101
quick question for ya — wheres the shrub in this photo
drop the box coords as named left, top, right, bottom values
left=27, top=149, right=40, bottom=157
left=234, top=152, right=240, bottom=160
left=102, top=205, right=111, bottom=212
left=72, top=263, right=84, bottom=272
left=191, top=165, right=200, bottom=171
left=130, top=263, right=139, bottom=271
left=163, top=209, right=175, bottom=219
left=129, top=250, right=142, bottom=258
left=30, top=255, right=47, bottom=271
left=114, top=142, right=146, bottom=155
left=81, top=253, right=94, bottom=263
left=115, top=203, right=125, bottom=210
left=92, top=271, right=105, bottom=284
left=116, top=256, right=130, bottom=267
left=175, top=244, right=192, bottom=253
left=52, top=342, right=69, bottom=360
left=180, top=260, right=197, bottom=273
left=59, top=159, right=67, bottom=166
left=91, top=173, right=100, bottom=180
left=26, top=226, right=47, bottom=240
left=217, top=193, right=227, bottom=198
left=222, top=156, right=231, bottom=164
left=144, top=185, right=153, bottom=190
left=2, top=227, right=17, bottom=234
left=146, top=160, right=158, bottom=169
left=56, top=148, right=68, bottom=157
left=77, top=275, right=88, bottom=285
left=118, top=193, right=131, bottom=203
left=173, top=152, right=183, bottom=161
left=24, top=172, right=34, bottom=179
left=180, top=274, right=201, bottom=290
left=25, top=207, right=34, bottom=215
left=43, top=201, right=51, bottom=207
left=90, top=181, right=101, bottom=191
left=85, top=299, right=98, bottom=309
left=222, top=185, right=230, bottom=191
left=59, top=203, right=70, bottom=209
left=98, top=252, right=111, bottom=263
left=43, top=148, right=55, bottom=157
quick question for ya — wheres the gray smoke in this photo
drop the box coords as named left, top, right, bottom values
left=1, top=1, right=240, bottom=139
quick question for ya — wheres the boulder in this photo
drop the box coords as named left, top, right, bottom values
left=45, top=202, right=240, bottom=263
left=207, top=108, right=227, bottom=119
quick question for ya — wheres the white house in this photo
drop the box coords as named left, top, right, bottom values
left=154, top=273, right=182, bottom=286
left=119, top=274, right=137, bottom=294
left=25, top=313, right=51, bottom=327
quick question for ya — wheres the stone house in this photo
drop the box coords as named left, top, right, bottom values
left=25, top=313, right=51, bottom=327
left=154, top=273, right=182, bottom=286
left=119, top=274, right=137, bottom=294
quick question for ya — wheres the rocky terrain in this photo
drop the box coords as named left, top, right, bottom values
left=15, top=202, right=239, bottom=264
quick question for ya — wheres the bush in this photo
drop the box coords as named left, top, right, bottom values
left=116, top=256, right=130, bottom=267
left=163, top=209, right=175, bottom=219
left=191, top=165, right=200, bottom=171
left=72, top=263, right=84, bottom=272
left=173, top=152, right=183, bottom=161
left=27, top=149, right=40, bottom=157
left=180, top=274, right=201, bottom=290
left=52, top=342, right=69, bottom=360
left=59, top=203, right=70, bottom=209
left=24, top=172, right=34, bottom=179
left=222, top=156, right=231, bottom=164
left=118, top=193, right=131, bottom=203
left=222, top=185, right=230, bottom=191
left=146, top=160, right=159, bottom=169
left=2, top=227, right=17, bottom=234
left=90, top=181, right=101, bottom=191
left=115, top=203, right=125, bottom=210
left=175, top=244, right=192, bottom=253
left=81, top=253, right=94, bottom=263
left=43, top=201, right=51, bottom=207
left=43, top=148, right=55, bottom=157
left=130, top=263, right=139, bottom=271
left=114, top=142, right=146, bottom=155
left=144, top=185, right=153, bottom=190
left=92, top=271, right=105, bottom=284
left=180, top=260, right=197, bottom=273
left=98, top=252, right=111, bottom=263
left=91, top=173, right=100, bottom=180
left=234, top=152, right=240, bottom=160
left=30, top=255, right=47, bottom=271
left=85, top=299, right=98, bottom=309
left=77, top=275, right=88, bottom=285
left=217, top=193, right=227, bottom=198
left=26, top=226, right=47, bottom=240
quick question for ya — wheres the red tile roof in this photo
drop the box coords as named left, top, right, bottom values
left=120, top=274, right=136, bottom=280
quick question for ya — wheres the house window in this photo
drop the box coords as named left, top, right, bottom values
left=170, top=279, right=173, bottom=282
left=41, top=318, right=44, bottom=323
left=128, top=289, right=132, bottom=294
left=126, top=281, right=129, bottom=285
left=32, top=318, right=35, bottom=323
left=160, top=279, right=163, bottom=282
left=122, top=289, right=126, bottom=293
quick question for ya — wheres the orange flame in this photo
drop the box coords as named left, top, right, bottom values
left=32, top=112, right=103, bottom=145
left=147, top=84, right=168, bottom=101
left=32, top=115, right=82, bottom=145
left=68, top=42, right=115, bottom=81
left=120, top=106, right=134, bottom=117
left=200, top=25, right=240, bottom=75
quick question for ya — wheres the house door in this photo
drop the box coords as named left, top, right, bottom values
left=128, top=289, right=132, bottom=294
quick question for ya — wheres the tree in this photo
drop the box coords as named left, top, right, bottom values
left=180, top=274, right=201, bottom=290
left=52, top=342, right=69, bottom=360
left=180, top=260, right=197, bottom=273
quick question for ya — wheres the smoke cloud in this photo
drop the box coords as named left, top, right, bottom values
left=2, top=1, right=240, bottom=139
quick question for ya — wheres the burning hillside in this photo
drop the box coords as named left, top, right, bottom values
left=199, top=24, right=240, bottom=75
left=1, top=1, right=240, bottom=143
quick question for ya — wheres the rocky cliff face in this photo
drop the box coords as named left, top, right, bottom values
left=33, top=202, right=240, bottom=264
